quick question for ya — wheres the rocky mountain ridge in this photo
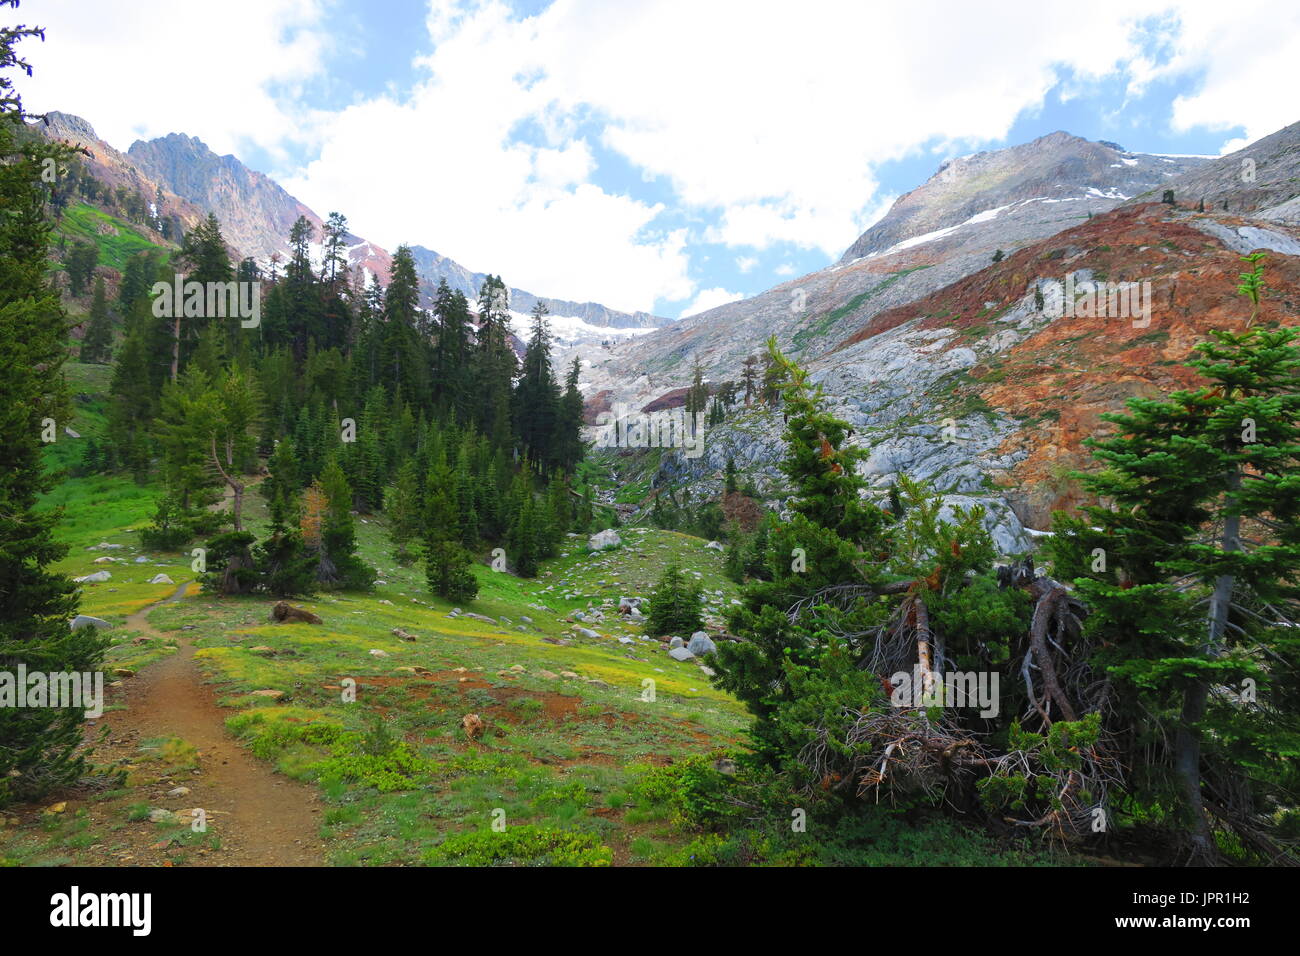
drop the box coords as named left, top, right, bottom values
left=41, top=112, right=669, bottom=339
left=578, top=126, right=1300, bottom=552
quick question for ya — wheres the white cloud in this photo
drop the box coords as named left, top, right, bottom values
left=1154, top=4, right=1300, bottom=144
left=736, top=255, right=758, bottom=273
left=20, top=0, right=1300, bottom=313
left=682, top=286, right=743, bottom=317
left=21, top=0, right=332, bottom=163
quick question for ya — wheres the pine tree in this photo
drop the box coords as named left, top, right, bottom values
left=740, top=354, right=760, bottom=405
left=426, top=538, right=479, bottom=603
left=474, top=275, right=517, bottom=448
left=63, top=239, right=97, bottom=296
left=432, top=279, right=473, bottom=416
left=0, top=18, right=106, bottom=806
left=79, top=275, right=112, bottom=363
left=381, top=245, right=428, bottom=409
left=387, top=460, right=422, bottom=563
left=316, top=457, right=376, bottom=590
left=685, top=359, right=708, bottom=416
left=646, top=562, right=704, bottom=637
left=153, top=365, right=222, bottom=516
left=558, top=356, right=586, bottom=471
left=508, top=492, right=540, bottom=577
left=257, top=441, right=316, bottom=599
left=206, top=365, right=262, bottom=531
left=514, top=301, right=561, bottom=470
left=1047, top=254, right=1300, bottom=862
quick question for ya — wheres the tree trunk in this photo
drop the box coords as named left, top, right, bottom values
left=211, top=435, right=245, bottom=532
left=171, top=314, right=180, bottom=383
left=1177, top=463, right=1241, bottom=863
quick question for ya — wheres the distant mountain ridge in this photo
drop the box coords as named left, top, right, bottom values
left=40, top=112, right=670, bottom=336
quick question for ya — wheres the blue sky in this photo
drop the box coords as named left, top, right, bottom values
left=20, top=0, right=1300, bottom=317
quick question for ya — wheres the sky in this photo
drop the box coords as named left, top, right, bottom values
left=13, top=0, right=1300, bottom=318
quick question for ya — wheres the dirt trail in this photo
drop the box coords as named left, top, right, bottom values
left=100, top=584, right=326, bottom=866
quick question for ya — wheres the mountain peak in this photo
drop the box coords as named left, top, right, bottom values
left=839, top=133, right=1208, bottom=263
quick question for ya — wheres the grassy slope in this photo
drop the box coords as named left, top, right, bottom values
left=188, top=493, right=750, bottom=865
left=54, top=202, right=165, bottom=273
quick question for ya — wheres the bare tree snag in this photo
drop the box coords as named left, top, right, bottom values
left=210, top=434, right=245, bottom=531
left=1030, top=584, right=1076, bottom=722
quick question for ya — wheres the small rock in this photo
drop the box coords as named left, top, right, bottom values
left=250, top=689, right=284, bottom=698
left=369, top=649, right=389, bottom=658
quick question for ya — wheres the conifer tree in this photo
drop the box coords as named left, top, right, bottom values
left=1047, top=254, right=1300, bottom=862
left=515, top=301, right=560, bottom=470
left=387, top=460, right=423, bottom=564
left=646, top=562, right=704, bottom=637
left=0, top=15, right=105, bottom=805
left=79, top=275, right=112, bottom=363
left=558, top=356, right=586, bottom=471
left=257, top=438, right=317, bottom=598
left=63, top=238, right=97, bottom=296
left=474, top=275, right=517, bottom=448
left=316, top=457, right=376, bottom=590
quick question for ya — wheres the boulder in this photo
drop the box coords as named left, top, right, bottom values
left=69, top=615, right=113, bottom=631
left=588, top=529, right=622, bottom=551
left=148, top=574, right=174, bottom=585
left=687, top=631, right=717, bottom=656
left=669, top=636, right=684, bottom=649
left=392, top=628, right=418, bottom=642
left=74, top=571, right=112, bottom=584
left=269, top=601, right=323, bottom=625
left=706, top=540, right=724, bottom=551
left=668, top=646, right=695, bottom=662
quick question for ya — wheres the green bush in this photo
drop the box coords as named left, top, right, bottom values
left=424, top=825, right=612, bottom=867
